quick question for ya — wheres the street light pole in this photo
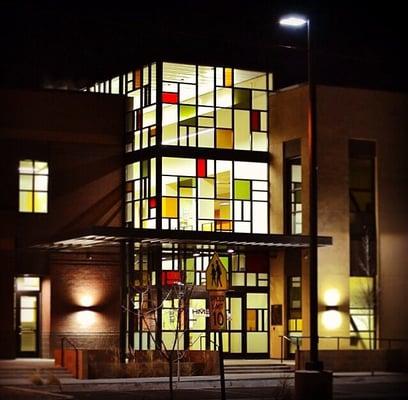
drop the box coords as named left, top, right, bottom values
left=279, top=15, right=321, bottom=370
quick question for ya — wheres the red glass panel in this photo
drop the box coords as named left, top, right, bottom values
left=246, top=252, right=269, bottom=273
left=162, top=92, right=179, bottom=104
left=149, top=197, right=157, bottom=208
left=136, top=110, right=142, bottom=130
left=161, top=271, right=181, bottom=286
left=197, top=159, right=206, bottom=177
left=251, top=111, right=260, bottom=131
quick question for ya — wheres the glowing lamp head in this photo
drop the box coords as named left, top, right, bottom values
left=279, top=15, right=308, bottom=27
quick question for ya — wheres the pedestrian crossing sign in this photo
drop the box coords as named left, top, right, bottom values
left=205, top=253, right=229, bottom=291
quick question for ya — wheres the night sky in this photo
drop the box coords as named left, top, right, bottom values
left=1, top=1, right=407, bottom=92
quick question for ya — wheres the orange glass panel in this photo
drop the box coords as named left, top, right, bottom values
left=224, top=68, right=232, bottom=87
left=216, top=129, right=233, bottom=149
left=134, top=70, right=141, bottom=89
left=247, top=309, right=257, bottom=331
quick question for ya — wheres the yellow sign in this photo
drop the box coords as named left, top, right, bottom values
left=209, top=292, right=227, bottom=331
left=206, top=253, right=228, bottom=291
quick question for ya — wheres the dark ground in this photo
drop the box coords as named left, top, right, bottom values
left=1, top=375, right=408, bottom=400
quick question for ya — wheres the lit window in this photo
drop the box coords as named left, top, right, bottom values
left=19, top=160, right=48, bottom=213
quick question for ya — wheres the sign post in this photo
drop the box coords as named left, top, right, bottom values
left=206, top=253, right=228, bottom=400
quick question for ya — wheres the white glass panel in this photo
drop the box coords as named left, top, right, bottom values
left=180, top=84, right=196, bottom=104
left=252, top=181, right=268, bottom=191
left=16, top=277, right=40, bottom=292
left=143, top=105, right=156, bottom=127
left=253, top=191, right=268, bottom=201
left=216, top=88, right=232, bottom=107
left=163, top=62, right=196, bottom=84
left=253, top=202, right=268, bottom=233
left=197, top=128, right=214, bottom=148
left=162, top=157, right=196, bottom=176
left=234, top=161, right=267, bottom=180
left=234, top=221, right=251, bottom=233
left=34, top=175, right=48, bottom=191
left=128, top=90, right=141, bottom=110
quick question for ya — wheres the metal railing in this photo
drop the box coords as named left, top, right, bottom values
left=279, top=335, right=408, bottom=359
left=61, top=336, right=79, bottom=378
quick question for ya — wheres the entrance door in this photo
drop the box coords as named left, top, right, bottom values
left=16, top=292, right=39, bottom=357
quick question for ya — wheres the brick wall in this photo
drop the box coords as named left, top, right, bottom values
left=50, top=251, right=121, bottom=353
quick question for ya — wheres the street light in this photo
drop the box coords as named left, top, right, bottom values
left=279, top=14, right=322, bottom=371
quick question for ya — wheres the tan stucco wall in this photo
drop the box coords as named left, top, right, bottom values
left=269, top=84, right=408, bottom=347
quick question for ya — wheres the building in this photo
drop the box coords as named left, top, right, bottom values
left=1, top=61, right=407, bottom=362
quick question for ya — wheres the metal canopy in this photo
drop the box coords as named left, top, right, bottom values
left=33, top=226, right=332, bottom=250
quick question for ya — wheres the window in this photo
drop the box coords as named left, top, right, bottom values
left=284, top=140, right=302, bottom=235
left=19, top=160, right=48, bottom=213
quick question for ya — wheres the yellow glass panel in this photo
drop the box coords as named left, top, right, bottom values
left=215, top=200, right=231, bottom=219
left=21, top=333, right=36, bottom=352
left=252, top=91, right=268, bottom=110
left=20, top=175, right=33, bottom=190
left=230, top=332, right=242, bottom=353
left=252, top=132, right=268, bottom=151
left=247, top=332, right=268, bottom=353
left=198, top=178, right=214, bottom=198
left=162, top=198, right=178, bottom=218
left=230, top=297, right=242, bottom=329
left=190, top=332, right=206, bottom=350
left=34, top=191, right=47, bottom=213
left=189, top=299, right=206, bottom=330
left=163, top=176, right=178, bottom=196
left=232, top=272, right=245, bottom=286
left=350, top=277, right=374, bottom=308
left=19, top=160, right=34, bottom=174
left=199, top=199, right=214, bottom=219
left=247, top=293, right=268, bottom=309
left=216, top=129, right=233, bottom=149
left=216, top=108, right=232, bottom=128
left=234, top=110, right=250, bottom=150
left=19, top=192, right=33, bottom=212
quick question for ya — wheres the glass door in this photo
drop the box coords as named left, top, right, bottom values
left=16, top=292, right=39, bottom=357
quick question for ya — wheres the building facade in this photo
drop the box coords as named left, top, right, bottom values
left=1, top=62, right=407, bottom=361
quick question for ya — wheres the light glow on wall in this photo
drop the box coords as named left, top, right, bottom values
left=76, top=310, right=97, bottom=328
left=78, top=294, right=94, bottom=308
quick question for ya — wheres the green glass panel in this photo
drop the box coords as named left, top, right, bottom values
left=234, top=180, right=250, bottom=200
left=180, top=105, right=197, bottom=126
left=234, top=88, right=251, bottom=109
left=142, top=160, right=148, bottom=177
left=179, top=177, right=196, bottom=188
